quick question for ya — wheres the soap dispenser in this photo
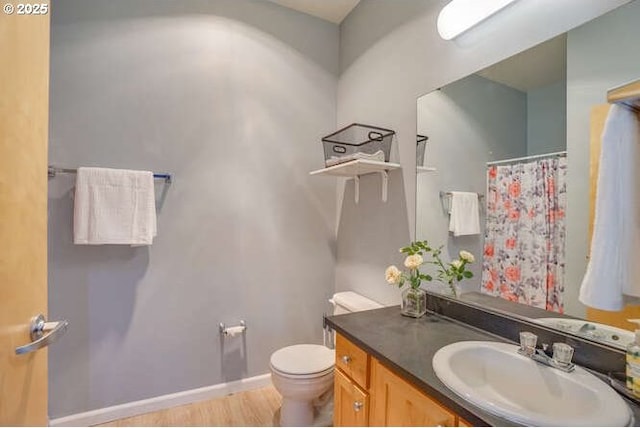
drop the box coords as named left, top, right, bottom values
left=626, top=319, right=640, bottom=395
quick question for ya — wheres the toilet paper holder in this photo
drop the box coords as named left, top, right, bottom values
left=219, top=320, right=247, bottom=337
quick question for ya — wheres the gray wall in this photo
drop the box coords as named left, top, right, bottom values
left=527, top=80, right=567, bottom=156
left=564, top=0, right=640, bottom=317
left=48, top=0, right=338, bottom=418
left=336, top=0, right=628, bottom=306
left=415, top=75, right=527, bottom=293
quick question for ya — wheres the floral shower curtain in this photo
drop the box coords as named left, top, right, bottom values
left=481, top=157, right=567, bottom=312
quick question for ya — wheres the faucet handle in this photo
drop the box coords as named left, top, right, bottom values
left=519, top=331, right=538, bottom=355
left=552, top=343, right=574, bottom=367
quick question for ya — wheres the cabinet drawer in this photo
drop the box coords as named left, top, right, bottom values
left=334, top=368, right=369, bottom=427
left=335, top=333, right=370, bottom=388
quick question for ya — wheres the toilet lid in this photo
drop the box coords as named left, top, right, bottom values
left=270, top=344, right=335, bottom=375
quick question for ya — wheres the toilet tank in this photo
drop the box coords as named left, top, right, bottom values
left=330, top=291, right=383, bottom=315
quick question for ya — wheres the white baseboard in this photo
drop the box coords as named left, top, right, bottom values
left=49, top=373, right=273, bottom=427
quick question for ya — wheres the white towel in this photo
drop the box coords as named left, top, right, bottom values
left=448, top=191, right=480, bottom=237
left=325, top=149, right=385, bottom=167
left=74, top=167, right=157, bottom=246
left=579, top=105, right=640, bottom=311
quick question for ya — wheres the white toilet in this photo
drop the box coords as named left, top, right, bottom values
left=270, top=291, right=383, bottom=427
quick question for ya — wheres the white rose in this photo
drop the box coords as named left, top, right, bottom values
left=404, top=254, right=424, bottom=270
left=459, top=250, right=475, bottom=263
left=451, top=260, right=463, bottom=269
left=385, top=265, right=402, bottom=285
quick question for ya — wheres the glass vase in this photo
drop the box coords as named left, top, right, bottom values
left=447, top=281, right=460, bottom=298
left=401, top=287, right=427, bottom=318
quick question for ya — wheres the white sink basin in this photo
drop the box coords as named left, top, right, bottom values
left=535, top=318, right=634, bottom=349
left=432, top=341, right=632, bottom=426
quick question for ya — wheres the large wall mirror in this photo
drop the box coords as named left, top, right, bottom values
left=416, top=0, right=640, bottom=350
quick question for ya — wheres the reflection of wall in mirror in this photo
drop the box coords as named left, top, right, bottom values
left=527, top=80, right=566, bottom=155
left=416, top=75, right=527, bottom=293
left=416, top=76, right=567, bottom=296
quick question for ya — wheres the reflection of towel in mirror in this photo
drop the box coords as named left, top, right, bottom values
left=579, top=104, right=640, bottom=311
left=325, top=149, right=385, bottom=167
left=74, top=167, right=157, bottom=246
left=448, top=192, right=480, bottom=236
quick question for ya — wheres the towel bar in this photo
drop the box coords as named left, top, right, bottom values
left=439, top=191, right=484, bottom=199
left=48, top=165, right=172, bottom=184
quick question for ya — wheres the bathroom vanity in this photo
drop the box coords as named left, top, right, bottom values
left=326, top=304, right=640, bottom=427
left=333, top=331, right=472, bottom=426
left=327, top=306, right=514, bottom=426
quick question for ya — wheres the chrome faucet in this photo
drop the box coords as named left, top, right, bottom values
left=518, top=332, right=575, bottom=373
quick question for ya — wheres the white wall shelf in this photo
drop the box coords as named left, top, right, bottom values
left=309, top=159, right=401, bottom=203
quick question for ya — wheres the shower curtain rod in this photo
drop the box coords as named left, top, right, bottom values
left=486, top=151, right=567, bottom=166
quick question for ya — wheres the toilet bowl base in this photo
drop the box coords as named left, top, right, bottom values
left=280, top=399, right=314, bottom=426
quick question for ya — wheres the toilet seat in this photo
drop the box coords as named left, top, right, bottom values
left=271, top=365, right=334, bottom=380
left=270, top=344, right=335, bottom=378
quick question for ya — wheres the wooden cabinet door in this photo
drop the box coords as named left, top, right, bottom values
left=370, top=358, right=456, bottom=427
left=0, top=4, right=51, bottom=426
left=334, top=368, right=369, bottom=427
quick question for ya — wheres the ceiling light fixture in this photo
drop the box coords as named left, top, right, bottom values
left=437, top=0, right=519, bottom=40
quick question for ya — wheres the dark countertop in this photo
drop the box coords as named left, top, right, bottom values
left=326, top=306, right=640, bottom=427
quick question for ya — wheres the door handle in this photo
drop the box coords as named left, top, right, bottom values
left=15, top=314, right=69, bottom=355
